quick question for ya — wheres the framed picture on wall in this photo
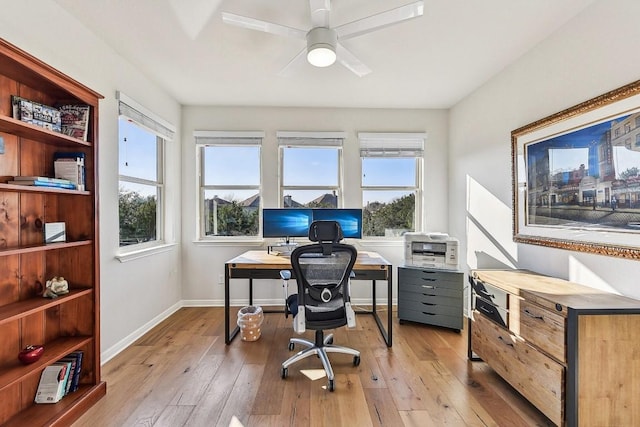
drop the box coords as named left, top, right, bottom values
left=512, top=79, right=640, bottom=259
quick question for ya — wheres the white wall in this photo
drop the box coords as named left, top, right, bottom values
left=0, top=1, right=183, bottom=360
left=181, top=106, right=449, bottom=305
left=450, top=0, right=640, bottom=298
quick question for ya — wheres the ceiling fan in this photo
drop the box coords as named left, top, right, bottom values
left=221, top=0, right=424, bottom=77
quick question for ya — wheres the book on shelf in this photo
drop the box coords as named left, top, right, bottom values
left=11, top=95, right=62, bottom=132
left=65, top=351, right=84, bottom=393
left=54, top=152, right=85, bottom=191
left=12, top=176, right=75, bottom=184
left=8, top=179, right=76, bottom=189
left=34, top=364, right=68, bottom=404
left=58, top=353, right=82, bottom=395
left=58, top=104, right=90, bottom=141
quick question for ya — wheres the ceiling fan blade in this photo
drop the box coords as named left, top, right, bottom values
left=336, top=44, right=371, bottom=77
left=277, top=48, right=308, bottom=77
left=309, top=0, right=331, bottom=28
left=335, top=0, right=424, bottom=41
left=222, top=12, right=306, bottom=39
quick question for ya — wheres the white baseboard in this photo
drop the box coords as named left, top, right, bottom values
left=100, top=301, right=182, bottom=364
left=102, top=297, right=397, bottom=364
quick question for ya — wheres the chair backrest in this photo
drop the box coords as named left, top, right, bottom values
left=290, top=221, right=357, bottom=330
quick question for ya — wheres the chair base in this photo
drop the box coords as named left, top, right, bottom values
left=281, top=329, right=360, bottom=391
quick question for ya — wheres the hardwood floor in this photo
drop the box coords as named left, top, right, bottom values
left=73, top=307, right=554, bottom=427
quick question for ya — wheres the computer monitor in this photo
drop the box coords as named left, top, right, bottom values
left=262, top=208, right=313, bottom=242
left=312, top=208, right=363, bottom=239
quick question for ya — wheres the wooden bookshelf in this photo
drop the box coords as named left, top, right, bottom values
left=0, top=38, right=105, bottom=425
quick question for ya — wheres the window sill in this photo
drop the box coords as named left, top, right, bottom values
left=193, top=238, right=265, bottom=247
left=116, top=242, right=177, bottom=263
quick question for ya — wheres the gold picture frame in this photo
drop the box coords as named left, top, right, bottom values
left=512, top=80, right=640, bottom=259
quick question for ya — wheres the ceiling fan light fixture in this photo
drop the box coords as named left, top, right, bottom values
left=306, top=27, right=337, bottom=67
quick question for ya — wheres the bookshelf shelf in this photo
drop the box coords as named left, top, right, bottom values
left=0, top=37, right=104, bottom=424
left=0, top=182, right=90, bottom=195
left=0, top=240, right=93, bottom=257
left=0, top=115, right=92, bottom=147
left=0, top=288, right=93, bottom=326
left=0, top=336, right=92, bottom=392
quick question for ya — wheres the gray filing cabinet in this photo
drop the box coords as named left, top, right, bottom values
left=398, top=266, right=463, bottom=331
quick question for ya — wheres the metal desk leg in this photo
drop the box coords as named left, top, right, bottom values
left=387, top=268, right=393, bottom=347
left=225, top=264, right=240, bottom=344
left=369, top=273, right=393, bottom=347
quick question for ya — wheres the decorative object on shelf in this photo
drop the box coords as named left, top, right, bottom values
left=44, top=222, right=66, bottom=244
left=42, top=277, right=69, bottom=299
left=18, top=345, right=44, bottom=365
left=512, top=79, right=640, bottom=259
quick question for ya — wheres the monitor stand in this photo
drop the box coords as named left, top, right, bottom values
left=267, top=238, right=298, bottom=256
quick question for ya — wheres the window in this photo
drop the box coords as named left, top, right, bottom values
left=196, top=131, right=263, bottom=238
left=118, top=92, right=174, bottom=248
left=278, top=132, right=345, bottom=208
left=359, top=133, right=425, bottom=237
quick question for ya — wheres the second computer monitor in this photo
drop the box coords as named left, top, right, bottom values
left=312, top=208, right=363, bottom=239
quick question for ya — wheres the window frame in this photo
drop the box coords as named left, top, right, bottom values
left=359, top=132, right=426, bottom=239
left=195, top=131, right=263, bottom=240
left=117, top=92, right=174, bottom=253
left=277, top=131, right=345, bottom=209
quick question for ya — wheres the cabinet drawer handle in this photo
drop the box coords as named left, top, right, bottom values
left=422, top=293, right=436, bottom=297
left=498, top=336, right=514, bottom=347
left=421, top=312, right=436, bottom=316
left=421, top=302, right=436, bottom=306
left=421, top=285, right=435, bottom=289
left=422, top=278, right=436, bottom=282
left=523, top=309, right=544, bottom=321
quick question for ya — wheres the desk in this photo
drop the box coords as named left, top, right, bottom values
left=225, top=250, right=392, bottom=347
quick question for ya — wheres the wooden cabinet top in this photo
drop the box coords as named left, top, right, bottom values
left=472, top=269, right=640, bottom=313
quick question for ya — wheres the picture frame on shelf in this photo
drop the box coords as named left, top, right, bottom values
left=512, top=79, right=640, bottom=259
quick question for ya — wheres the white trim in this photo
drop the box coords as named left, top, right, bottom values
left=101, top=298, right=398, bottom=363
left=358, top=132, right=427, bottom=140
left=115, top=242, right=177, bottom=263
left=194, top=130, right=265, bottom=138
left=192, top=238, right=265, bottom=247
left=101, top=301, right=182, bottom=364
left=181, top=298, right=397, bottom=307
left=276, top=131, right=347, bottom=139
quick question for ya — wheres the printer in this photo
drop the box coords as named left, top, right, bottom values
left=403, top=232, right=459, bottom=270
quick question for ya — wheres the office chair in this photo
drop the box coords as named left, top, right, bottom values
left=279, top=220, right=360, bottom=392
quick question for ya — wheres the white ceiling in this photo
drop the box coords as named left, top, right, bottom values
left=54, top=0, right=596, bottom=109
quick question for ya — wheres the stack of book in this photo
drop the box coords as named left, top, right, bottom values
left=34, top=351, right=84, bottom=404
left=8, top=176, right=76, bottom=190
left=54, top=152, right=85, bottom=191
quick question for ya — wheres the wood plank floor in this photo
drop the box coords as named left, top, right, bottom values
left=72, top=307, right=554, bottom=427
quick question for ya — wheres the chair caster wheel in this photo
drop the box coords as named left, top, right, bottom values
left=353, top=355, right=361, bottom=366
left=328, top=379, right=335, bottom=392
left=281, top=367, right=288, bottom=379
left=288, top=342, right=295, bottom=351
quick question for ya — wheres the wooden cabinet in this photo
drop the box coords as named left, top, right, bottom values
left=0, top=39, right=105, bottom=425
left=469, top=269, right=640, bottom=427
left=398, top=266, right=463, bottom=331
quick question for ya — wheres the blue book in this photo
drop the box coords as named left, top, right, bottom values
left=8, top=179, right=76, bottom=189
left=66, top=351, right=83, bottom=393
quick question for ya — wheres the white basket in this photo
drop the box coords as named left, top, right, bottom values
left=237, top=305, right=264, bottom=341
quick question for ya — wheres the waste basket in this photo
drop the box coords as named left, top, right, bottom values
left=237, top=305, right=264, bottom=341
